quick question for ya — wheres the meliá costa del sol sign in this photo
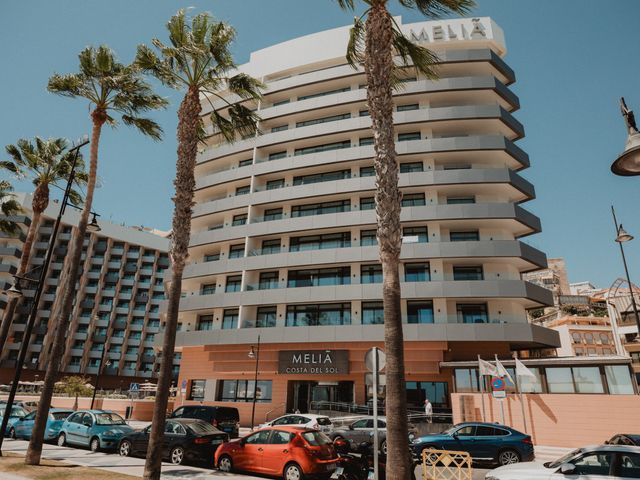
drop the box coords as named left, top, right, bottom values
left=405, top=18, right=489, bottom=44
left=278, top=350, right=349, bottom=375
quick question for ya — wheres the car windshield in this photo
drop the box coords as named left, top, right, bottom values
left=52, top=412, right=73, bottom=421
left=545, top=448, right=583, bottom=468
left=440, top=426, right=459, bottom=435
left=302, top=431, right=333, bottom=446
left=187, top=422, right=220, bottom=434
left=4, top=407, right=27, bottom=417
left=95, top=413, right=126, bottom=425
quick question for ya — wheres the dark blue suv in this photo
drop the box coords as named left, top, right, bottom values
left=411, top=422, right=534, bottom=466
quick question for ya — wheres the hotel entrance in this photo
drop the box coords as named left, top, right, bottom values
left=288, top=381, right=354, bottom=413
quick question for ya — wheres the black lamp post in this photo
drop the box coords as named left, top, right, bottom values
left=611, top=205, right=640, bottom=338
left=247, top=335, right=261, bottom=431
left=90, top=345, right=111, bottom=409
left=611, top=97, right=640, bottom=176
left=0, top=137, right=90, bottom=452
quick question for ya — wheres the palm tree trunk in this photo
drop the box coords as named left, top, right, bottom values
left=365, top=5, right=411, bottom=479
left=25, top=112, right=104, bottom=465
left=0, top=184, right=49, bottom=360
left=143, top=86, right=200, bottom=480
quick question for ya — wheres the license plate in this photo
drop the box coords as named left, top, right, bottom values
left=222, top=428, right=232, bottom=432
left=335, top=467, right=344, bottom=474
left=211, top=439, right=223, bottom=445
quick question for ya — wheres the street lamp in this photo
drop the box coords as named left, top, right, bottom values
left=0, top=136, right=89, bottom=451
left=248, top=335, right=261, bottom=431
left=611, top=206, right=640, bottom=339
left=90, top=344, right=112, bottom=409
left=612, top=97, right=640, bottom=176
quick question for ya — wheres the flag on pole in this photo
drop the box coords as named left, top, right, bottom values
left=494, top=355, right=514, bottom=384
left=478, top=357, right=499, bottom=377
left=515, top=358, right=536, bottom=378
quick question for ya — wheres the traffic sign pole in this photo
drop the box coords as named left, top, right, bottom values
left=372, top=347, right=379, bottom=480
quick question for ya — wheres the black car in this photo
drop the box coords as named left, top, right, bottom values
left=117, top=418, right=228, bottom=465
left=169, top=405, right=240, bottom=438
left=607, top=433, right=640, bottom=446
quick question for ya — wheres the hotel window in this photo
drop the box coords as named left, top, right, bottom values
left=360, top=165, right=375, bottom=177
left=457, top=303, right=489, bottom=324
left=297, top=86, right=350, bottom=101
left=450, top=231, right=479, bottom=242
left=361, top=264, right=382, bottom=284
left=444, top=164, right=471, bottom=170
left=218, top=379, right=273, bottom=402
left=404, top=263, right=430, bottom=282
left=201, top=283, right=216, bottom=295
left=271, top=124, right=288, bottom=133
left=232, top=213, right=247, bottom=226
left=360, top=230, right=377, bottom=246
left=228, top=244, right=244, bottom=259
left=519, top=367, right=543, bottom=393
left=290, top=232, right=350, bottom=252
left=296, top=112, right=350, bottom=128
left=269, top=151, right=287, bottom=161
left=222, top=309, right=238, bottom=330
left=70, top=356, right=81, bottom=366
left=400, top=162, right=423, bottom=173
left=362, top=302, right=384, bottom=325
left=572, top=367, right=605, bottom=393
left=453, top=266, right=484, bottom=281
left=266, top=178, right=285, bottom=190
left=403, top=226, right=428, bottom=243
left=407, top=301, right=434, bottom=324
left=263, top=207, right=283, bottom=221
left=545, top=367, right=575, bottom=393
left=261, top=239, right=281, bottom=255
left=225, top=275, right=242, bottom=293
left=294, top=140, right=351, bottom=156
left=359, top=137, right=374, bottom=146
left=235, top=185, right=250, bottom=196
left=291, top=199, right=350, bottom=217
left=402, top=193, right=426, bottom=207
left=584, top=332, right=595, bottom=344
left=572, top=332, right=583, bottom=343
left=454, top=368, right=479, bottom=393
left=447, top=196, right=475, bottom=204
left=259, top=271, right=279, bottom=290
left=397, top=104, right=419, bottom=112
left=239, top=158, right=253, bottom=167
left=204, top=252, right=220, bottom=262
left=359, top=109, right=370, bottom=117
left=286, top=303, right=351, bottom=326
left=605, top=365, right=634, bottom=394
left=406, top=381, right=449, bottom=409
left=188, top=380, right=206, bottom=400
left=273, top=98, right=290, bottom=106
left=599, top=333, right=611, bottom=344
left=398, top=132, right=421, bottom=142
left=574, top=347, right=585, bottom=356
left=196, top=314, right=213, bottom=331
left=256, top=306, right=277, bottom=328
left=360, top=197, right=375, bottom=211
left=293, top=169, right=350, bottom=186
left=288, top=267, right=351, bottom=287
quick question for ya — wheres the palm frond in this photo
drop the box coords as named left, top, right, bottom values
left=121, top=115, right=164, bottom=141
left=401, top=0, right=476, bottom=17
left=335, top=0, right=356, bottom=10
left=346, top=16, right=366, bottom=69
left=392, top=27, right=440, bottom=80
left=226, top=74, right=263, bottom=101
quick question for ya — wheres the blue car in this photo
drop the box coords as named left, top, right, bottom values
left=411, top=422, right=534, bottom=466
left=57, top=410, right=134, bottom=452
left=11, top=408, right=74, bottom=441
left=1, top=406, right=29, bottom=437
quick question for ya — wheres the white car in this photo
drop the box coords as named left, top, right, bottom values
left=260, top=414, right=333, bottom=433
left=485, top=445, right=640, bottom=479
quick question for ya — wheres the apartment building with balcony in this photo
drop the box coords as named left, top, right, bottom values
left=173, top=17, right=559, bottom=422
left=0, top=192, right=171, bottom=387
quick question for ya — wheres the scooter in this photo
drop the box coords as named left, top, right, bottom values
left=331, top=439, right=380, bottom=480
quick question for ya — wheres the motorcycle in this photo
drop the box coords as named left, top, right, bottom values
left=331, top=439, right=380, bottom=480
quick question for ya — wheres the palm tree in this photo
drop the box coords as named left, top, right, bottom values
left=335, top=1, right=475, bottom=478
left=135, top=10, right=262, bottom=479
left=25, top=46, right=167, bottom=466
left=0, top=137, right=87, bottom=365
left=0, top=180, right=22, bottom=236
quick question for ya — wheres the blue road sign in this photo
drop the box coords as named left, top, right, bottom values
left=129, top=382, right=139, bottom=392
left=181, top=379, right=187, bottom=389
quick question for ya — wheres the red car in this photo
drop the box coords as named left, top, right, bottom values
left=215, top=426, right=338, bottom=479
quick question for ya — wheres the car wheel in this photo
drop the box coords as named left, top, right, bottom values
left=8, top=428, right=16, bottom=439
left=218, top=454, right=233, bottom=472
left=498, top=449, right=521, bottom=466
left=119, top=440, right=132, bottom=457
left=57, top=433, right=66, bottom=447
left=170, top=446, right=185, bottom=465
left=90, top=437, right=100, bottom=452
left=380, top=439, right=387, bottom=455
left=332, top=435, right=344, bottom=443
left=284, top=462, right=304, bottom=480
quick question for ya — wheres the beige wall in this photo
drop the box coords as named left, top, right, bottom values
left=452, top=392, right=640, bottom=447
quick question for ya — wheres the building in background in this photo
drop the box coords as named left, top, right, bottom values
left=169, top=17, right=559, bottom=423
left=522, top=257, right=570, bottom=304
left=0, top=192, right=171, bottom=388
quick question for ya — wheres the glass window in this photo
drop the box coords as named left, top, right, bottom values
left=447, top=196, right=475, bottom=204
left=546, top=367, right=575, bottom=393
left=218, top=379, right=272, bottom=402
left=235, top=185, right=250, bottom=196
left=269, top=151, right=286, bottom=161
left=288, top=267, right=350, bottom=287
left=266, top=179, right=284, bottom=190
left=361, top=264, right=382, bottom=284
left=572, top=367, right=604, bottom=393
left=457, top=303, right=488, bottom=324
left=271, top=431, right=294, bottom=444
left=205, top=252, right=220, bottom=262
left=450, top=231, right=479, bottom=242
left=286, top=303, right=351, bottom=326
left=359, top=137, right=374, bottom=146
left=605, top=365, right=634, bottom=394
left=397, top=104, right=419, bottom=112
left=228, top=244, right=244, bottom=259
left=225, top=275, right=242, bottom=293
left=519, top=367, right=543, bottom=393
left=398, top=132, right=421, bottom=142
left=239, top=159, right=253, bottom=167
left=407, top=301, right=434, bottom=324
left=291, top=200, right=350, bottom=217
left=584, top=332, right=594, bottom=344
left=453, top=266, right=484, bottom=281
left=271, top=124, right=288, bottom=133
left=293, top=169, right=350, bottom=186
left=246, top=430, right=272, bottom=444
left=400, top=162, right=423, bottom=173
left=222, top=309, right=238, bottom=330
left=405, top=381, right=449, bottom=409
left=403, top=226, right=428, bottom=243
left=362, top=302, right=384, bottom=325
left=360, top=197, right=375, bottom=211
left=197, top=315, right=213, bottom=331
left=572, top=332, right=583, bottom=343
left=232, top=213, right=247, bottom=226
left=360, top=166, right=375, bottom=177
left=188, top=379, right=204, bottom=401
left=360, top=230, right=377, bottom=246
left=476, top=426, right=497, bottom=436
left=599, top=333, right=610, bottom=345
left=619, top=452, right=640, bottom=478
left=404, top=263, right=430, bottom=282
left=402, top=193, right=426, bottom=207
left=289, top=232, right=350, bottom=252
left=259, top=271, right=279, bottom=290
left=298, top=87, right=350, bottom=101
left=261, top=239, right=281, bottom=255
left=264, top=208, right=283, bottom=221
left=294, top=140, right=351, bottom=156
left=454, top=369, right=479, bottom=393
left=256, top=306, right=277, bottom=328
left=572, top=452, right=612, bottom=476
left=455, top=426, right=475, bottom=436
left=201, top=283, right=216, bottom=295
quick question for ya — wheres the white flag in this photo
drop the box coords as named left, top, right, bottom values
left=478, top=357, right=498, bottom=377
left=495, top=355, right=514, bottom=384
left=515, top=358, right=536, bottom=378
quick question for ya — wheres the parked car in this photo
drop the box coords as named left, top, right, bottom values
left=169, top=405, right=240, bottom=438
left=118, top=418, right=228, bottom=465
left=57, top=410, right=134, bottom=452
left=485, top=444, right=640, bottom=479
left=11, top=408, right=73, bottom=440
left=215, top=426, right=338, bottom=479
left=1, top=406, right=29, bottom=437
left=411, top=422, right=533, bottom=466
left=606, top=433, right=640, bottom=446
left=330, top=416, right=417, bottom=455
left=261, top=414, right=333, bottom=433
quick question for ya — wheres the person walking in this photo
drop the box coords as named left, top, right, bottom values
left=424, top=397, right=433, bottom=423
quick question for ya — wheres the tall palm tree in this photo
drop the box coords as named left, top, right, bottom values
left=0, top=180, right=23, bottom=235
left=0, top=137, right=87, bottom=365
left=135, top=10, right=262, bottom=479
left=25, top=46, right=167, bottom=466
left=335, top=1, right=474, bottom=478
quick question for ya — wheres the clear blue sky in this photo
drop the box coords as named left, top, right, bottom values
left=1, top=0, right=639, bottom=289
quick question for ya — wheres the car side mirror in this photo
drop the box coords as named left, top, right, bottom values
left=239, top=438, right=246, bottom=446
left=348, top=425, right=354, bottom=430
left=452, top=432, right=458, bottom=438
left=560, top=463, right=576, bottom=475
